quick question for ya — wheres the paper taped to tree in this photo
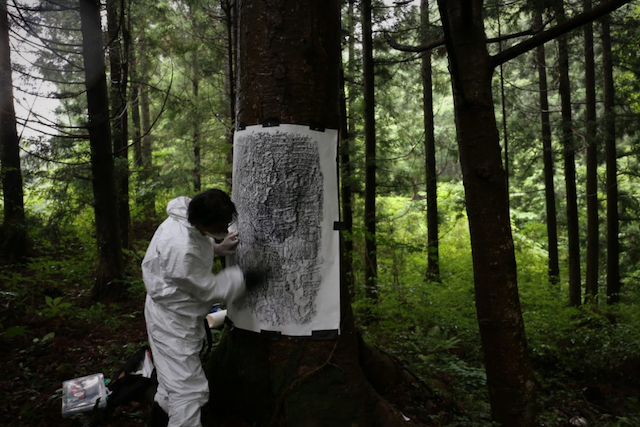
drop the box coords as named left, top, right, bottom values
left=228, top=124, right=340, bottom=336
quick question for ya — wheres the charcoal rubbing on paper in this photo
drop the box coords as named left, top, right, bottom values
left=232, top=129, right=324, bottom=327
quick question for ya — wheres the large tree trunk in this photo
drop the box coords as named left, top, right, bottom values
left=107, top=0, right=131, bottom=250
left=602, top=15, right=620, bottom=303
left=80, top=0, right=125, bottom=301
left=535, top=9, right=560, bottom=285
left=362, top=0, right=378, bottom=322
left=436, top=1, right=538, bottom=426
left=0, top=0, right=27, bottom=261
left=584, top=0, right=599, bottom=301
left=205, top=2, right=422, bottom=425
left=421, top=0, right=440, bottom=282
left=557, top=3, right=582, bottom=307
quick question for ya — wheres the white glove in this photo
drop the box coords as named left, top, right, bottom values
left=213, top=231, right=239, bottom=256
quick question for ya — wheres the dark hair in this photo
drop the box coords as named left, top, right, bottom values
left=188, top=189, right=237, bottom=227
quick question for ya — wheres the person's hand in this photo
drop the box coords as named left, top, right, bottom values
left=243, top=269, right=266, bottom=291
left=213, top=231, right=239, bottom=256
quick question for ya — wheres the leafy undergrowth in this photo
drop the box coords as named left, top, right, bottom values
left=0, top=281, right=150, bottom=427
left=360, top=295, right=640, bottom=427
left=3, top=226, right=640, bottom=427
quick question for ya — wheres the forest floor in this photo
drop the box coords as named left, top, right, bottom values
left=2, top=246, right=640, bottom=426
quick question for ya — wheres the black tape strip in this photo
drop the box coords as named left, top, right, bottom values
left=310, top=121, right=325, bottom=132
left=312, top=329, right=339, bottom=340
left=261, top=118, right=280, bottom=127
left=260, top=329, right=282, bottom=340
left=224, top=316, right=235, bottom=331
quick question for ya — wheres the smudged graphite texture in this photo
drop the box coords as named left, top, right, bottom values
left=233, top=130, right=324, bottom=327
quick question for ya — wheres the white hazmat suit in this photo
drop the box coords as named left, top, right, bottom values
left=143, top=196, right=245, bottom=427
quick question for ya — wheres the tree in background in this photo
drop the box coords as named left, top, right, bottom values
left=437, top=1, right=537, bottom=424
left=0, top=0, right=26, bottom=261
left=602, top=14, right=620, bottom=304
left=79, top=0, right=124, bottom=300
left=362, top=0, right=378, bottom=322
left=420, top=0, right=439, bottom=282
left=583, top=0, right=599, bottom=301
left=107, top=0, right=131, bottom=250
left=556, top=1, right=582, bottom=307
left=534, top=5, right=560, bottom=285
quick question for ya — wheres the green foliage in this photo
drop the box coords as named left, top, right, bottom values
left=40, top=296, right=72, bottom=318
left=354, top=187, right=640, bottom=425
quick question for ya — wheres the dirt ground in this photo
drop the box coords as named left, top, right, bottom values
left=0, top=294, right=151, bottom=427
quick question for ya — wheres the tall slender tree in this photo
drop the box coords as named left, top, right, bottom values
left=362, top=0, right=378, bottom=320
left=584, top=0, right=599, bottom=301
left=535, top=8, right=560, bottom=285
left=107, top=0, right=131, bottom=250
left=341, top=0, right=357, bottom=295
left=557, top=2, right=582, bottom=307
left=436, top=1, right=538, bottom=424
left=222, top=0, right=236, bottom=192
left=0, top=0, right=27, bottom=260
left=421, top=0, right=440, bottom=282
left=80, top=0, right=125, bottom=300
left=602, top=14, right=620, bottom=303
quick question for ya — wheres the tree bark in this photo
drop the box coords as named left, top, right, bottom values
left=584, top=0, right=599, bottom=302
left=557, top=3, right=582, bottom=307
left=131, top=77, right=142, bottom=168
left=80, top=0, right=125, bottom=301
left=222, top=0, right=236, bottom=192
left=107, top=0, right=131, bottom=250
left=421, top=0, right=439, bottom=283
left=436, top=1, right=538, bottom=425
left=206, top=2, right=422, bottom=425
left=362, top=0, right=378, bottom=322
left=535, top=9, right=560, bottom=285
left=0, top=0, right=27, bottom=261
left=602, top=15, right=620, bottom=303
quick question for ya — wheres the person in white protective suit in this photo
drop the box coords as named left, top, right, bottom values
left=142, top=189, right=262, bottom=427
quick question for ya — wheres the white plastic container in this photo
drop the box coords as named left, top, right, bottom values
left=61, top=373, right=108, bottom=417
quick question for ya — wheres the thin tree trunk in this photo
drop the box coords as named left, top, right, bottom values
left=437, top=1, right=538, bottom=425
left=188, top=4, right=201, bottom=193
left=80, top=0, right=124, bottom=301
left=141, top=86, right=152, bottom=165
left=602, top=15, right=620, bottom=303
left=0, top=0, right=27, bottom=260
left=107, top=0, right=130, bottom=250
left=340, top=68, right=354, bottom=294
left=223, top=0, right=235, bottom=192
left=584, top=0, right=599, bottom=301
left=362, top=0, right=378, bottom=321
left=557, top=3, right=582, bottom=307
left=192, top=63, right=201, bottom=192
left=341, top=0, right=356, bottom=296
left=421, top=0, right=440, bottom=282
left=498, top=14, right=510, bottom=206
left=131, top=78, right=142, bottom=168
left=535, top=9, right=560, bottom=285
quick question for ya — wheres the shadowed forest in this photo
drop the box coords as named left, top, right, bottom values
left=2, top=0, right=640, bottom=426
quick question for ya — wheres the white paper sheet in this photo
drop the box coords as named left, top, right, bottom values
left=228, top=124, right=340, bottom=336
